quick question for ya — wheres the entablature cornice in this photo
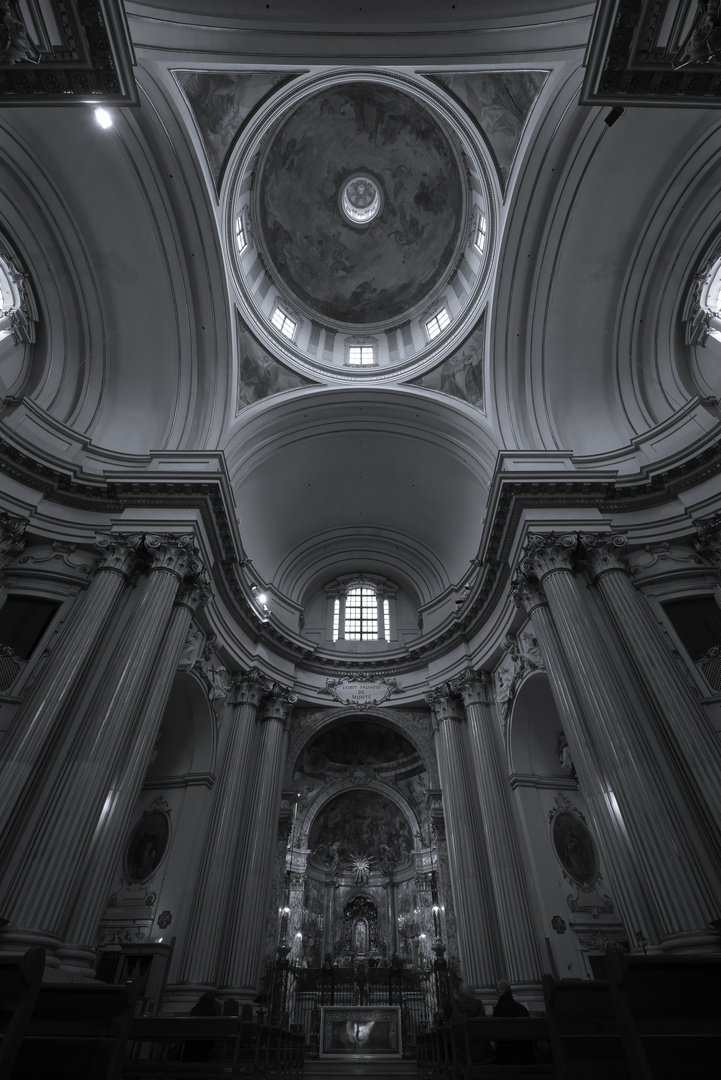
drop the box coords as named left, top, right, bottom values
left=2, top=409, right=721, bottom=683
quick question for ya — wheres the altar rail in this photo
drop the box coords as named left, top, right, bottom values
left=268, top=963, right=459, bottom=1058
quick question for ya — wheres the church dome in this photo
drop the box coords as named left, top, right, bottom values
left=225, top=70, right=496, bottom=381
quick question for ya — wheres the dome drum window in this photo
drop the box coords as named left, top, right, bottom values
left=426, top=307, right=451, bottom=341
left=271, top=306, right=297, bottom=340
left=235, top=214, right=248, bottom=255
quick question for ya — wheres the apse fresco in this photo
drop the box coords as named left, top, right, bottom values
left=309, top=791, right=414, bottom=873
left=236, top=318, right=312, bottom=412
left=259, top=83, right=464, bottom=323
left=429, top=71, right=548, bottom=191
left=176, top=70, right=298, bottom=185
left=412, top=316, right=485, bottom=409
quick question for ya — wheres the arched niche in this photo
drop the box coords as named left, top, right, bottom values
left=508, top=669, right=569, bottom=779
left=145, top=670, right=216, bottom=781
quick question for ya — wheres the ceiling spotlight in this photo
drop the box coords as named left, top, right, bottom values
left=94, top=108, right=113, bottom=129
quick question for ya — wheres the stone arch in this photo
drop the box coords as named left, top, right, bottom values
left=286, top=704, right=437, bottom=787
left=298, top=778, right=419, bottom=852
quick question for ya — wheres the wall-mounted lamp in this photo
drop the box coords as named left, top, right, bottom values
left=95, top=107, right=113, bottom=129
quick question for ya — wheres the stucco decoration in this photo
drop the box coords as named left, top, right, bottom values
left=236, top=316, right=312, bottom=412
left=428, top=71, right=547, bottom=192
left=176, top=70, right=300, bottom=186
left=411, top=314, right=485, bottom=408
left=258, top=82, right=464, bottom=324
left=309, top=789, right=414, bottom=872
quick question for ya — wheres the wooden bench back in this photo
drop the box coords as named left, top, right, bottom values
left=0, top=947, right=45, bottom=1073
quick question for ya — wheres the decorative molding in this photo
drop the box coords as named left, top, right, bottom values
left=0, top=0, right=138, bottom=106
left=3, top=429, right=721, bottom=678
left=0, top=509, right=26, bottom=562
left=581, top=0, right=721, bottom=108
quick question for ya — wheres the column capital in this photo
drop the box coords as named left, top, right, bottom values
left=510, top=567, right=548, bottom=613
left=260, top=685, right=298, bottom=727
left=0, top=510, right=27, bottom=562
left=141, top=533, right=204, bottom=580
left=230, top=667, right=274, bottom=709
left=578, top=532, right=629, bottom=581
left=426, top=685, right=465, bottom=723
left=94, top=532, right=143, bottom=577
left=175, top=570, right=212, bottom=613
left=521, top=531, right=580, bottom=580
left=449, top=667, right=493, bottom=707
left=694, top=512, right=721, bottom=567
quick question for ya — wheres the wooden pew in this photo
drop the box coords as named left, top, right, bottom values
left=449, top=1017, right=554, bottom=1078
left=11, top=980, right=138, bottom=1080
left=605, top=946, right=721, bottom=1079
left=542, top=974, right=629, bottom=1080
left=123, top=1016, right=304, bottom=1078
left=0, top=947, right=45, bottom=1075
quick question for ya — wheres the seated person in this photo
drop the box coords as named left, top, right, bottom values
left=492, top=980, right=534, bottom=1065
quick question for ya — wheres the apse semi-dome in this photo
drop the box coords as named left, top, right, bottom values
left=224, top=70, right=497, bottom=382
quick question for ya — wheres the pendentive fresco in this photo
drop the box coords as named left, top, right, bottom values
left=411, top=313, right=485, bottom=408
left=175, top=70, right=300, bottom=186
left=236, top=316, right=313, bottom=412
left=428, top=71, right=547, bottom=192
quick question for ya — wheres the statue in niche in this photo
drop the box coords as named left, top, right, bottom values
left=178, top=624, right=204, bottom=670
left=554, top=730, right=575, bottom=773
left=353, top=919, right=368, bottom=953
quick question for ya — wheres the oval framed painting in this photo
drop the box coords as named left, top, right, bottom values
left=124, top=809, right=170, bottom=884
left=551, top=810, right=598, bottom=886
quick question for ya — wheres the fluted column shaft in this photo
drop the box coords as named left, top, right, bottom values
left=429, top=691, right=501, bottom=986
left=518, top=534, right=721, bottom=945
left=583, top=535, right=721, bottom=863
left=62, top=574, right=210, bottom=952
left=220, top=688, right=295, bottom=992
left=453, top=670, right=543, bottom=983
left=176, top=672, right=269, bottom=987
left=0, top=535, right=138, bottom=863
left=0, top=534, right=202, bottom=950
left=513, top=576, right=655, bottom=937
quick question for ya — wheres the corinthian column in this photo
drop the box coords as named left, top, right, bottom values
left=219, top=684, right=296, bottom=995
left=175, top=670, right=270, bottom=991
left=516, top=533, right=721, bottom=949
left=427, top=687, right=501, bottom=987
left=0, top=534, right=139, bottom=867
left=580, top=533, right=721, bottom=866
left=61, top=572, right=211, bottom=956
left=450, top=669, right=543, bottom=983
left=0, top=534, right=203, bottom=963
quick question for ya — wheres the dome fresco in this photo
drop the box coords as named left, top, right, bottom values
left=258, top=82, right=464, bottom=325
